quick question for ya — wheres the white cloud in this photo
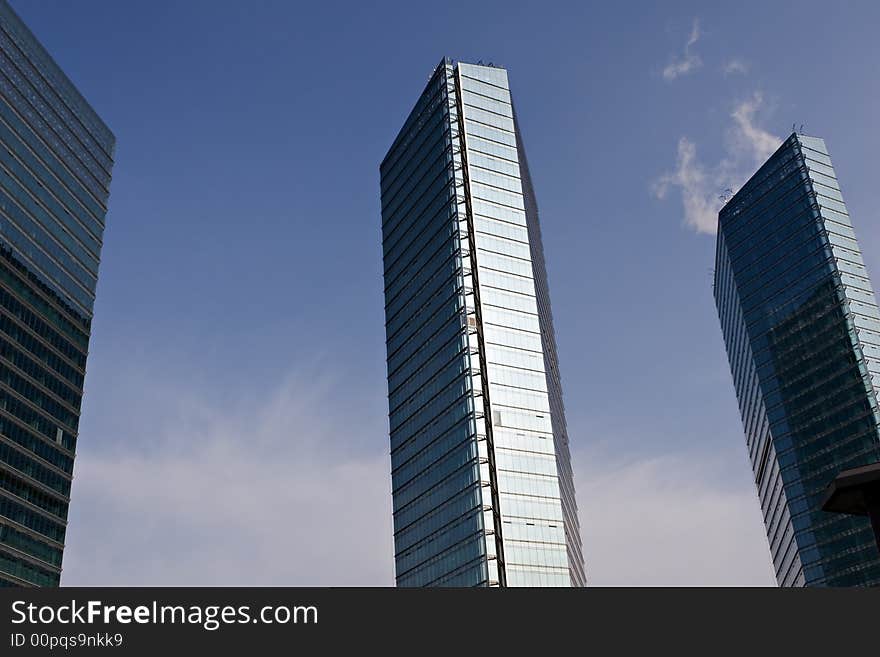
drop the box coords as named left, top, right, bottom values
left=61, top=364, right=778, bottom=587
left=576, top=447, right=776, bottom=586
left=723, top=58, right=749, bottom=76
left=662, top=19, right=702, bottom=81
left=728, top=92, right=781, bottom=164
left=651, top=137, right=718, bottom=233
left=652, top=93, right=781, bottom=234
left=62, top=368, right=395, bottom=586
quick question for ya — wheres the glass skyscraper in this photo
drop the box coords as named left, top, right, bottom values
left=714, top=133, right=880, bottom=586
left=380, top=58, right=585, bottom=587
left=0, top=1, right=115, bottom=586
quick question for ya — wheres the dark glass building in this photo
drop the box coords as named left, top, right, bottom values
left=0, top=1, right=115, bottom=586
left=380, top=59, right=585, bottom=586
left=714, top=133, right=880, bottom=586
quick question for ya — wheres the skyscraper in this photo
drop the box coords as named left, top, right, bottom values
left=380, top=58, right=585, bottom=587
left=0, top=1, right=115, bottom=586
left=714, top=133, right=880, bottom=586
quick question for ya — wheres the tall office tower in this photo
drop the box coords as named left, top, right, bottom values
left=380, top=58, right=585, bottom=587
left=0, top=1, right=115, bottom=586
left=714, top=133, right=880, bottom=587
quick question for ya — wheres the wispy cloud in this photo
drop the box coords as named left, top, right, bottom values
left=62, top=349, right=778, bottom=586
left=651, top=137, right=716, bottom=233
left=62, top=363, right=395, bottom=586
left=652, top=92, right=781, bottom=234
left=662, top=19, right=702, bottom=81
left=729, top=93, right=780, bottom=163
left=723, top=58, right=749, bottom=76
left=577, top=446, right=775, bottom=585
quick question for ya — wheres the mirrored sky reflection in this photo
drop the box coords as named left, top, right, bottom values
left=12, top=0, right=879, bottom=585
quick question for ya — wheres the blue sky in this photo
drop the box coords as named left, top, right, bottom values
left=12, top=0, right=880, bottom=585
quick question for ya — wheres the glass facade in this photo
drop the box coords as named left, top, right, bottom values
left=0, top=1, right=115, bottom=586
left=380, top=58, right=585, bottom=587
left=714, top=133, right=880, bottom=586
